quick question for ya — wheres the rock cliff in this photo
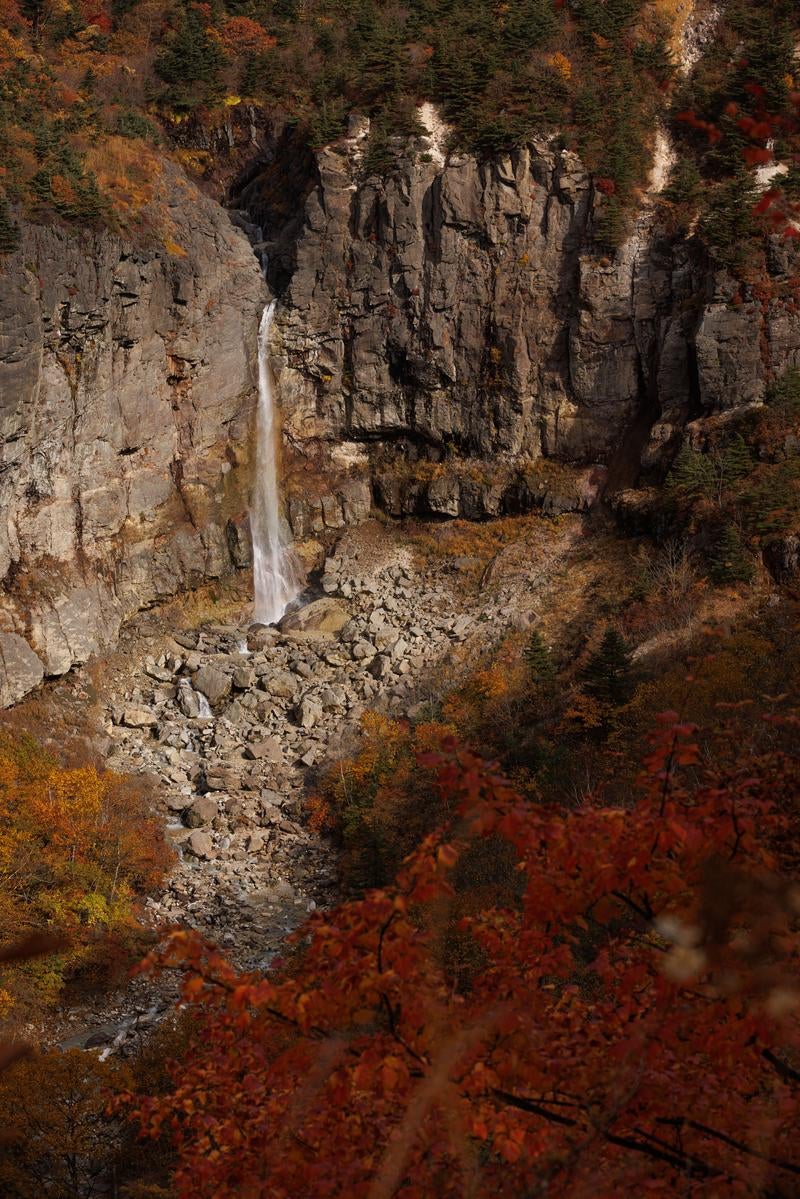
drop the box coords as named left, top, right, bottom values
left=3, top=110, right=800, bottom=706
left=0, top=162, right=266, bottom=699
left=236, top=114, right=800, bottom=527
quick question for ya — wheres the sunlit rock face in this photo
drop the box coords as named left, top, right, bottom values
left=0, top=161, right=266, bottom=696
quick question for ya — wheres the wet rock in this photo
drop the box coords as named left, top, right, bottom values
left=193, top=665, right=232, bottom=706
left=165, top=793, right=193, bottom=813
left=248, top=624, right=278, bottom=651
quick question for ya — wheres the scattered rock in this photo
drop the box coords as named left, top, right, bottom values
left=262, top=670, right=297, bottom=699
left=369, top=654, right=393, bottom=680
left=233, top=665, right=255, bottom=690
left=295, top=696, right=322, bottom=729
left=184, top=796, right=219, bottom=827
left=245, top=737, right=283, bottom=763
left=205, top=767, right=240, bottom=791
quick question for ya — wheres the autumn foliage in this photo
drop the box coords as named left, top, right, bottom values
left=129, top=705, right=800, bottom=1196
left=0, top=736, right=169, bottom=1018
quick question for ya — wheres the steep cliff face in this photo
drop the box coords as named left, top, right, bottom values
left=0, top=162, right=266, bottom=701
left=2, top=109, right=799, bottom=706
left=237, top=116, right=800, bottom=526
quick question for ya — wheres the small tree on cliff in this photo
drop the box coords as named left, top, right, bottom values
left=0, top=197, right=19, bottom=254
left=522, top=628, right=554, bottom=686
left=709, top=523, right=754, bottom=586
left=581, top=627, right=633, bottom=706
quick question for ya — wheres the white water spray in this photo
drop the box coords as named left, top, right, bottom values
left=251, top=300, right=301, bottom=625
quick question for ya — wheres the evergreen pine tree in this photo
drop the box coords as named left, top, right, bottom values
left=581, top=628, right=633, bottom=707
left=523, top=629, right=554, bottom=685
left=719, top=434, right=754, bottom=486
left=767, top=368, right=800, bottom=418
left=667, top=445, right=715, bottom=501
left=709, top=523, right=754, bottom=585
left=0, top=196, right=19, bottom=253
left=155, top=9, right=224, bottom=110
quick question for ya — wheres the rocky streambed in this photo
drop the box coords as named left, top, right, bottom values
left=56, top=517, right=577, bottom=1049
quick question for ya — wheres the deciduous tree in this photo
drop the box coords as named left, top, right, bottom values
left=128, top=713, right=800, bottom=1197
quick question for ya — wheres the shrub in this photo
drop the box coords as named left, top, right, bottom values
left=0, top=736, right=170, bottom=1018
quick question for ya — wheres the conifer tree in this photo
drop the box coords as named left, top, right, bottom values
left=709, top=523, right=754, bottom=585
left=155, top=9, right=224, bottom=110
left=667, top=446, right=714, bottom=501
left=523, top=629, right=554, bottom=686
left=581, top=628, right=633, bottom=707
left=719, top=434, right=754, bottom=487
left=0, top=196, right=19, bottom=254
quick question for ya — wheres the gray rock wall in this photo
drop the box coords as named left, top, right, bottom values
left=0, top=163, right=267, bottom=701
left=3, top=117, right=800, bottom=706
left=257, top=124, right=800, bottom=524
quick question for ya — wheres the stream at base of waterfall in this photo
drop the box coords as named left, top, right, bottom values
left=251, top=300, right=302, bottom=625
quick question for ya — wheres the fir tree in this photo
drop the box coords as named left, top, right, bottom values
left=767, top=368, right=800, bottom=418
left=719, top=434, right=754, bottom=486
left=155, top=9, right=224, bottom=110
left=0, top=196, right=19, bottom=253
left=667, top=446, right=714, bottom=500
left=709, top=523, right=754, bottom=585
left=523, top=629, right=554, bottom=686
left=581, top=628, right=633, bottom=707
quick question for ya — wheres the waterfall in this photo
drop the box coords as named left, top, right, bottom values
left=251, top=300, right=301, bottom=625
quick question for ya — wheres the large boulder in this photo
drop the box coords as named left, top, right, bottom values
left=279, top=598, right=349, bottom=637
left=193, top=665, right=232, bottom=706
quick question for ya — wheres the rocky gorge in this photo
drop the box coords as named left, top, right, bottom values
left=1, top=21, right=800, bottom=1050
left=2, top=87, right=800, bottom=713
left=51, top=512, right=579, bottom=1049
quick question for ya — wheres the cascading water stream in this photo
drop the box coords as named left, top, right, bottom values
left=251, top=300, right=302, bottom=624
